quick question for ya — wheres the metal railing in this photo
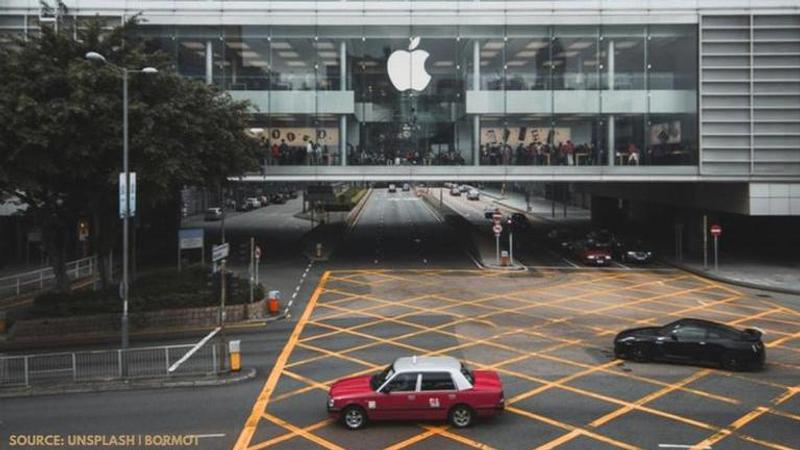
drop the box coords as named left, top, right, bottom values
left=0, top=255, right=98, bottom=299
left=0, top=342, right=226, bottom=388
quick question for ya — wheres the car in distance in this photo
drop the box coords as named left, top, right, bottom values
left=614, top=318, right=765, bottom=371
left=614, top=238, right=654, bottom=264
left=388, top=183, right=397, bottom=193
left=244, top=197, right=261, bottom=210
left=402, top=183, right=411, bottom=192
left=450, top=187, right=461, bottom=196
left=467, top=189, right=480, bottom=200
left=327, top=356, right=504, bottom=430
left=510, top=213, right=529, bottom=230
left=573, top=240, right=612, bottom=265
left=203, top=207, right=224, bottom=221
left=459, top=184, right=471, bottom=193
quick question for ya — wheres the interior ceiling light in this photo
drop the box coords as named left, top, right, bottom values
left=317, top=51, right=338, bottom=58
left=483, top=41, right=505, bottom=50
left=314, top=42, right=335, bottom=49
left=181, top=41, right=205, bottom=50
left=515, top=50, right=539, bottom=57
left=568, top=41, right=594, bottom=49
left=270, top=41, right=292, bottom=49
left=525, top=41, right=549, bottom=49
left=278, top=51, right=300, bottom=58
left=614, top=41, right=640, bottom=49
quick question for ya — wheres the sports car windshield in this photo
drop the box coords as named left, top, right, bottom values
left=370, top=365, right=394, bottom=391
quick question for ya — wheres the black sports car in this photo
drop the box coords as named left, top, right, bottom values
left=614, top=318, right=765, bottom=371
left=613, top=238, right=655, bottom=263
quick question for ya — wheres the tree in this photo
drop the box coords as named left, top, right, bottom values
left=0, top=17, right=260, bottom=292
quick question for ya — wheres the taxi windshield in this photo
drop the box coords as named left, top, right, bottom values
left=460, top=362, right=474, bottom=385
left=370, top=364, right=394, bottom=391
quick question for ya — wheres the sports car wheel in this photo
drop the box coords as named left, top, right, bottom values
left=631, top=343, right=651, bottom=362
left=342, top=405, right=367, bottom=430
left=721, top=352, right=743, bottom=371
left=449, top=405, right=473, bottom=428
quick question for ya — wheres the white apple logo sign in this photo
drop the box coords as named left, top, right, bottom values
left=387, top=37, right=431, bottom=92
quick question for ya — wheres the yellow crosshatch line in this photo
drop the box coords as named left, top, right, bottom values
left=234, top=269, right=800, bottom=450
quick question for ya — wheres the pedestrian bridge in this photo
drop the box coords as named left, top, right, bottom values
left=233, top=165, right=790, bottom=183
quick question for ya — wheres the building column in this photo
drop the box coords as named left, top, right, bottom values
left=473, top=115, right=481, bottom=166
left=205, top=40, right=213, bottom=85
left=607, top=116, right=615, bottom=167
left=339, top=40, right=347, bottom=166
left=473, top=40, right=481, bottom=166
left=607, top=39, right=615, bottom=166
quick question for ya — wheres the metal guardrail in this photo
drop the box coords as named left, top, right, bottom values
left=0, top=342, right=226, bottom=388
left=0, top=255, right=98, bottom=299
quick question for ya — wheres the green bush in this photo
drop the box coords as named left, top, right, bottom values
left=31, top=266, right=265, bottom=318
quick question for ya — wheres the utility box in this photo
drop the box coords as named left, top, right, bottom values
left=500, top=250, right=510, bottom=266
left=229, top=340, right=241, bottom=372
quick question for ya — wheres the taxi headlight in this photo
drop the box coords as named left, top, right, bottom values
left=587, top=255, right=596, bottom=259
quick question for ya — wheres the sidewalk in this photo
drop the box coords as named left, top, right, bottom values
left=479, top=187, right=591, bottom=224
left=0, top=367, right=257, bottom=399
left=664, top=253, right=800, bottom=296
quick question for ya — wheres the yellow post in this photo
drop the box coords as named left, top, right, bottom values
left=229, top=340, right=241, bottom=372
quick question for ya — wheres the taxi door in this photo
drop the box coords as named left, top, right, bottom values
left=376, top=372, right=420, bottom=420
left=417, top=372, right=459, bottom=421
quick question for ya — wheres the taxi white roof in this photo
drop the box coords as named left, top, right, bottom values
left=393, top=356, right=461, bottom=372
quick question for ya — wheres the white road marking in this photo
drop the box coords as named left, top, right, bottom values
left=562, top=257, right=580, bottom=269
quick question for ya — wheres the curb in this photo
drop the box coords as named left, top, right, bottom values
left=0, top=320, right=270, bottom=352
left=0, top=367, right=257, bottom=399
left=664, top=260, right=800, bottom=296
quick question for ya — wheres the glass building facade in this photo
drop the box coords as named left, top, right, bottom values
left=136, top=23, right=698, bottom=167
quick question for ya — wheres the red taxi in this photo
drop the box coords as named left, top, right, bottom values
left=327, top=356, right=504, bottom=430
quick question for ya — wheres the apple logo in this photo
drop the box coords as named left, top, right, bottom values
left=387, top=37, right=431, bottom=92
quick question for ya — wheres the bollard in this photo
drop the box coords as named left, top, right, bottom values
left=268, top=290, right=280, bottom=315
left=229, top=340, right=241, bottom=372
left=500, top=250, right=510, bottom=267
left=0, top=311, right=6, bottom=334
left=315, top=243, right=323, bottom=258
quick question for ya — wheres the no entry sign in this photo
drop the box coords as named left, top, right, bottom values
left=493, top=224, right=503, bottom=236
left=254, top=245, right=262, bottom=261
left=710, top=224, right=722, bottom=237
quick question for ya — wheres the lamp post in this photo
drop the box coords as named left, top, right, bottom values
left=85, top=52, right=157, bottom=375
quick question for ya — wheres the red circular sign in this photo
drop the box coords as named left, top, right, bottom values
left=710, top=225, right=722, bottom=237
left=255, top=246, right=262, bottom=260
left=493, top=224, right=503, bottom=235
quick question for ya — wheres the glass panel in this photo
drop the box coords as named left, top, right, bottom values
left=602, top=26, right=645, bottom=90
left=553, top=27, right=599, bottom=90
left=648, top=25, right=698, bottom=90
left=505, top=37, right=550, bottom=90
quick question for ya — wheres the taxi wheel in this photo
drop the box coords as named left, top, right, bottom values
left=342, top=405, right=367, bottom=430
left=448, top=404, right=473, bottom=428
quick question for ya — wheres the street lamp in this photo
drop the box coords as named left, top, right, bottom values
left=85, top=51, right=157, bottom=375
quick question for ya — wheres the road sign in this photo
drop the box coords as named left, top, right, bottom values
left=179, top=228, right=204, bottom=250
left=493, top=224, right=503, bottom=236
left=710, top=224, right=722, bottom=237
left=118, top=172, right=137, bottom=218
left=212, top=243, right=230, bottom=262
left=78, top=219, right=89, bottom=241
left=492, top=212, right=503, bottom=224
left=254, top=245, right=261, bottom=261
